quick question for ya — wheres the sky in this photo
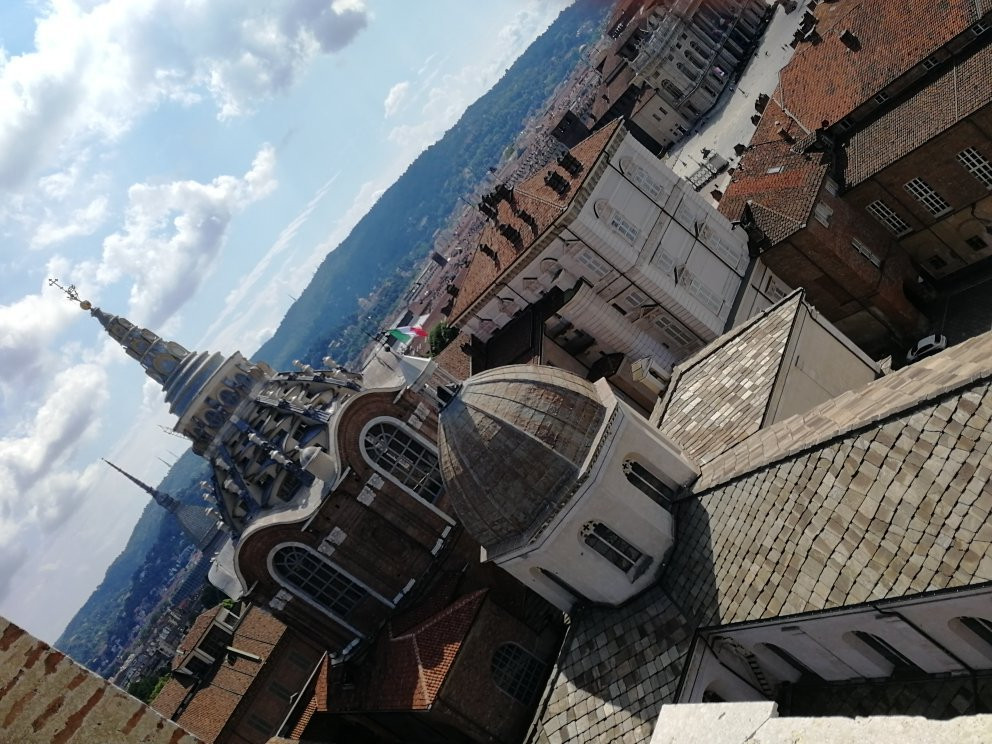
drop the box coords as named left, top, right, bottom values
left=0, top=0, right=574, bottom=645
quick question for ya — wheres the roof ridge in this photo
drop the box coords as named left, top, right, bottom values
left=394, top=588, right=487, bottom=639
left=694, top=330, right=992, bottom=493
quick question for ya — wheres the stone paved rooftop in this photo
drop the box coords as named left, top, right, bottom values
left=528, top=321, right=992, bottom=744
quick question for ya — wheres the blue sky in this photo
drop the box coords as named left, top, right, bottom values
left=0, top=0, right=573, bottom=644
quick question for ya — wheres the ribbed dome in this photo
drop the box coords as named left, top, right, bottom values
left=438, top=365, right=606, bottom=552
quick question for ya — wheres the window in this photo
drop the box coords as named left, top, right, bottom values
left=581, top=522, right=645, bottom=575
left=576, top=249, right=611, bottom=279
left=813, top=201, right=833, bottom=227
left=623, top=161, right=664, bottom=200
left=363, top=420, right=443, bottom=502
left=851, top=631, right=921, bottom=675
left=923, top=56, right=940, bottom=70
left=622, top=288, right=648, bottom=310
left=866, top=200, right=912, bottom=236
left=653, top=312, right=697, bottom=352
left=609, top=210, right=640, bottom=243
left=929, top=255, right=948, bottom=270
left=959, top=616, right=992, bottom=647
left=272, top=545, right=367, bottom=617
left=967, top=235, right=988, bottom=251
left=904, top=178, right=951, bottom=216
left=700, top=224, right=746, bottom=271
left=958, top=147, right=992, bottom=189
left=851, top=238, right=881, bottom=267
left=763, top=273, right=788, bottom=302
left=874, top=91, right=890, bottom=104
left=491, top=644, right=545, bottom=705
left=623, top=460, right=673, bottom=509
left=661, top=79, right=684, bottom=101
left=680, top=267, right=725, bottom=315
left=766, top=166, right=784, bottom=174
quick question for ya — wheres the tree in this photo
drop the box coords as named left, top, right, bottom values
left=429, top=322, right=459, bottom=357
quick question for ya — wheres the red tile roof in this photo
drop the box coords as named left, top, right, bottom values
left=778, top=0, right=981, bottom=130
left=433, top=332, right=472, bottom=381
left=152, top=607, right=289, bottom=743
left=717, top=97, right=828, bottom=243
left=449, top=121, right=623, bottom=324
left=844, top=42, right=992, bottom=186
left=356, top=590, right=487, bottom=712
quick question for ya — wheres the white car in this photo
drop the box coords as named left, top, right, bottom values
left=906, top=333, right=948, bottom=363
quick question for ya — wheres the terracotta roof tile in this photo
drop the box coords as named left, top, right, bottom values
left=360, top=590, right=487, bottom=712
left=717, top=98, right=827, bottom=243
left=433, top=332, right=472, bottom=381
left=779, top=0, right=980, bottom=130
left=844, top=43, right=992, bottom=186
left=449, top=121, right=623, bottom=324
left=154, top=606, right=289, bottom=742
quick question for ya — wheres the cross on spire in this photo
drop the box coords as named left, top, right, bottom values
left=48, top=277, right=81, bottom=303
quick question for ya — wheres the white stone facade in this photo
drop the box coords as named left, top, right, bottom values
left=493, top=379, right=699, bottom=611
left=464, top=129, right=752, bottom=378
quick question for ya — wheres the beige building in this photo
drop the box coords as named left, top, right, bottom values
left=449, top=120, right=787, bottom=411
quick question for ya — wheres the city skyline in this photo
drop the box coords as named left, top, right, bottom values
left=0, top=0, right=573, bottom=644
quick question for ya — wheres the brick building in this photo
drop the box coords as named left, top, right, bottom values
left=719, top=0, right=992, bottom=355
left=152, top=604, right=323, bottom=743
left=0, top=615, right=200, bottom=743
left=71, top=297, right=564, bottom=744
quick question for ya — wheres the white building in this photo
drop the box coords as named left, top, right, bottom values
left=448, top=120, right=785, bottom=410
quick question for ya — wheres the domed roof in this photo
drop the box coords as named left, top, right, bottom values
left=438, top=365, right=606, bottom=552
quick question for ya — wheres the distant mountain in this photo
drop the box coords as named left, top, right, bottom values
left=55, top=0, right=609, bottom=672
left=255, top=0, right=608, bottom=368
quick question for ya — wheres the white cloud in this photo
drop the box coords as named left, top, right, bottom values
left=199, top=171, right=339, bottom=352
left=0, top=270, right=83, bottom=397
left=31, top=196, right=109, bottom=250
left=0, top=365, right=107, bottom=603
left=383, top=81, right=410, bottom=118
left=0, top=0, right=369, bottom=191
left=90, top=145, right=277, bottom=326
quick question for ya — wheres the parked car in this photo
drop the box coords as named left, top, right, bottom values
left=906, top=333, right=948, bottom=363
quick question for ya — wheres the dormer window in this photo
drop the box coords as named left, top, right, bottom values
left=581, top=521, right=648, bottom=579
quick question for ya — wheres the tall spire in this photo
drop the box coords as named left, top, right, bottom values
left=103, top=459, right=222, bottom=550
left=102, top=459, right=180, bottom=512
left=51, top=278, right=230, bottom=429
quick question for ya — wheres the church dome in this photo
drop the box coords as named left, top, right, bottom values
left=438, top=365, right=606, bottom=552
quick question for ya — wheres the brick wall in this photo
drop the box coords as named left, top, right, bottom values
left=0, top=616, right=201, bottom=744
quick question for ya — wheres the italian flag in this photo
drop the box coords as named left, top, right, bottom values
left=386, top=325, right=428, bottom=343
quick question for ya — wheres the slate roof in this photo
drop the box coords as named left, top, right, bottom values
left=778, top=0, right=981, bottom=131
left=653, top=292, right=801, bottom=464
left=716, top=97, right=827, bottom=243
left=529, top=325, right=992, bottom=744
left=448, top=121, right=622, bottom=324
left=844, top=42, right=992, bottom=187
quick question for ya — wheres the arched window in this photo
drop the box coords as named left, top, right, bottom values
left=955, top=616, right=992, bottom=649
left=491, top=643, right=545, bottom=705
left=271, top=544, right=367, bottom=617
left=623, top=459, right=673, bottom=509
left=757, top=642, right=822, bottom=683
left=850, top=631, right=922, bottom=676
left=581, top=522, right=647, bottom=577
left=362, top=419, right=443, bottom=502
left=661, top=79, right=683, bottom=102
